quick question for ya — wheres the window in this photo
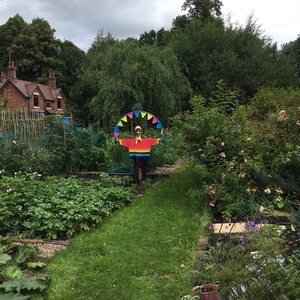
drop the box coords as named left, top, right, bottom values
left=46, top=102, right=51, bottom=109
left=34, top=95, right=39, bottom=107
left=57, top=99, right=62, bottom=109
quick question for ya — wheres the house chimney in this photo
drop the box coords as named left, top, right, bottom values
left=48, top=73, right=56, bottom=88
left=0, top=72, right=6, bottom=84
left=6, top=61, right=17, bottom=82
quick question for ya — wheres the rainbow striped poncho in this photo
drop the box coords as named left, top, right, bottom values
left=119, top=138, right=160, bottom=159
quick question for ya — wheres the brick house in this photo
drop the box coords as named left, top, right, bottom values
left=0, top=61, right=66, bottom=115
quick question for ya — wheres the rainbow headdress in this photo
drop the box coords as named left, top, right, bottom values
left=113, top=110, right=164, bottom=142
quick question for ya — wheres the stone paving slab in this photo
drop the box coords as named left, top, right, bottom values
left=212, top=223, right=289, bottom=234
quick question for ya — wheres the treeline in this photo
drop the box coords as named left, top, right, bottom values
left=0, top=0, right=300, bottom=128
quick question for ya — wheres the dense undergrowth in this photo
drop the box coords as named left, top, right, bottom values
left=172, top=86, right=300, bottom=219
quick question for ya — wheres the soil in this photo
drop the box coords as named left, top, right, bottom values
left=12, top=238, right=69, bottom=260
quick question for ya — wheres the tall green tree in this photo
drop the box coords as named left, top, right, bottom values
left=139, top=28, right=171, bottom=47
left=9, top=17, right=61, bottom=82
left=171, top=15, right=190, bottom=34
left=69, top=69, right=100, bottom=126
left=170, top=15, right=298, bottom=101
left=90, top=40, right=192, bottom=127
left=86, top=30, right=117, bottom=64
left=68, top=30, right=117, bottom=125
left=182, top=0, right=223, bottom=21
left=57, top=40, right=86, bottom=99
left=0, top=14, right=26, bottom=69
left=281, top=36, right=300, bottom=82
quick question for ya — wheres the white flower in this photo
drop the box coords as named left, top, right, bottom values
left=264, top=188, right=272, bottom=194
left=220, top=152, right=226, bottom=158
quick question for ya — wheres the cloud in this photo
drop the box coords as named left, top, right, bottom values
left=0, top=0, right=184, bottom=51
left=1, top=0, right=299, bottom=52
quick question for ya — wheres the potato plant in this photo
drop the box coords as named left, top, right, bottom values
left=0, top=172, right=133, bottom=239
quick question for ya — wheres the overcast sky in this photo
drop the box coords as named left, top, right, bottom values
left=0, top=0, right=299, bottom=52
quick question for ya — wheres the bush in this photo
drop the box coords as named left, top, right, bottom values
left=172, top=87, right=300, bottom=219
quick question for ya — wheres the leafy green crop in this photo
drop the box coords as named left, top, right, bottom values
left=0, top=237, right=48, bottom=299
left=0, top=172, right=133, bottom=239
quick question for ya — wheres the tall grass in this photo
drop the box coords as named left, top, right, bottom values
left=46, top=166, right=211, bottom=300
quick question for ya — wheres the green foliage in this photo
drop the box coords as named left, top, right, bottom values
left=170, top=15, right=299, bottom=102
left=139, top=28, right=171, bottom=47
left=68, top=69, right=100, bottom=126
left=181, top=0, right=223, bottom=21
left=76, top=128, right=114, bottom=171
left=0, top=14, right=26, bottom=69
left=215, top=223, right=300, bottom=299
left=56, top=40, right=86, bottom=99
left=7, top=17, right=60, bottom=82
left=172, top=87, right=300, bottom=219
left=0, top=237, right=48, bottom=299
left=0, top=172, right=133, bottom=239
left=281, top=35, right=300, bottom=80
left=89, top=40, right=192, bottom=127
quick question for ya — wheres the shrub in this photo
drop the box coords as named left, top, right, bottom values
left=172, top=87, right=300, bottom=219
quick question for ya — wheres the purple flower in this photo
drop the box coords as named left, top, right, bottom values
left=254, top=225, right=260, bottom=232
left=249, top=220, right=256, bottom=226
left=241, top=239, right=250, bottom=246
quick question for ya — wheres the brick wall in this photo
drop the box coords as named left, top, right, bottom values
left=0, top=82, right=27, bottom=110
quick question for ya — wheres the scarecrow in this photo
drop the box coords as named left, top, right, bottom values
left=114, top=111, right=164, bottom=184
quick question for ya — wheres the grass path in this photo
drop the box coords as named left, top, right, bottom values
left=46, top=167, right=210, bottom=300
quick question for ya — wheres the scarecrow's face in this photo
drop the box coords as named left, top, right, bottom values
left=135, top=128, right=142, bottom=137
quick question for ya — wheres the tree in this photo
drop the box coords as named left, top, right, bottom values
left=181, top=0, right=223, bottom=21
left=170, top=15, right=298, bottom=102
left=139, top=29, right=157, bottom=46
left=171, top=15, right=190, bottom=33
left=86, top=30, right=117, bottom=63
left=281, top=36, right=300, bottom=82
left=89, top=40, right=192, bottom=127
left=0, top=14, right=26, bottom=69
left=57, top=40, right=86, bottom=99
left=69, top=69, right=100, bottom=126
left=9, top=17, right=61, bottom=82
left=67, top=30, right=117, bottom=125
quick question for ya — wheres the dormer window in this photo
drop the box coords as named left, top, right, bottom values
left=46, top=102, right=51, bottom=109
